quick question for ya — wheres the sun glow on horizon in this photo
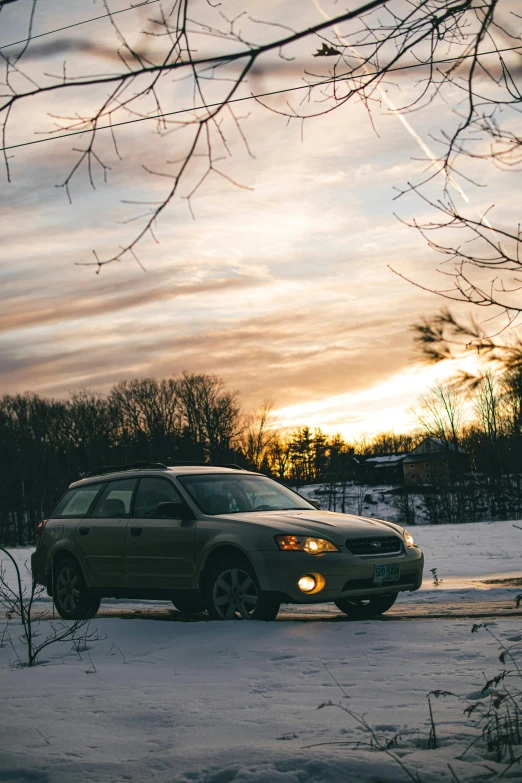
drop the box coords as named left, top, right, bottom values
left=272, top=355, right=481, bottom=441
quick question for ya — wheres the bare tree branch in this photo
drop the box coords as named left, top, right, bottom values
left=1, top=0, right=520, bottom=277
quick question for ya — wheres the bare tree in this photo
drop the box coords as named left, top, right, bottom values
left=67, top=390, right=113, bottom=473
left=385, top=1, right=522, bottom=331
left=1, top=0, right=519, bottom=275
left=394, top=193, right=522, bottom=330
left=176, top=372, right=241, bottom=461
left=0, top=547, right=99, bottom=667
left=502, top=365, right=522, bottom=436
left=266, top=433, right=291, bottom=480
left=365, top=431, right=422, bottom=455
left=240, top=399, right=276, bottom=471
left=109, top=377, right=181, bottom=459
left=410, top=381, right=463, bottom=449
left=474, top=370, right=503, bottom=444
left=355, top=481, right=372, bottom=516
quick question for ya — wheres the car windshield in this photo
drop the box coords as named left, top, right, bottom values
left=177, top=473, right=314, bottom=515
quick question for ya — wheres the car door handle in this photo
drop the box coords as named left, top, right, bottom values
left=130, top=527, right=143, bottom=537
left=79, top=527, right=90, bottom=536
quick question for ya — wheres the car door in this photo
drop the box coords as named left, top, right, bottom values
left=77, top=478, right=137, bottom=588
left=126, top=476, right=197, bottom=590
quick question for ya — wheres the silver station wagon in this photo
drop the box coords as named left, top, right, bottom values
left=32, top=463, right=424, bottom=621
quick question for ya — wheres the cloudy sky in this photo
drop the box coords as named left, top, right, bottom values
left=1, top=0, right=517, bottom=438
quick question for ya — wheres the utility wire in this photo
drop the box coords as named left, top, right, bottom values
left=2, top=44, right=521, bottom=152
left=0, top=0, right=161, bottom=51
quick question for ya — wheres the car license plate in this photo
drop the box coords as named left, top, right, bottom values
left=374, top=564, right=400, bottom=583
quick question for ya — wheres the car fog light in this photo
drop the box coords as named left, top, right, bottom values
left=298, top=573, right=326, bottom=594
left=298, top=575, right=316, bottom=592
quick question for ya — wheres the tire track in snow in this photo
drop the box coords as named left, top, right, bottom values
left=6, top=599, right=515, bottom=623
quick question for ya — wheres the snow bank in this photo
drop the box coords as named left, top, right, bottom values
left=1, top=615, right=521, bottom=782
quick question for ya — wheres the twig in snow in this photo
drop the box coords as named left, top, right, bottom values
left=35, top=727, right=51, bottom=746
left=110, top=642, right=127, bottom=664
left=427, top=695, right=438, bottom=749
left=311, top=702, right=423, bottom=783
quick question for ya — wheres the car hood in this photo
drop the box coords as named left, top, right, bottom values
left=216, top=509, right=404, bottom=542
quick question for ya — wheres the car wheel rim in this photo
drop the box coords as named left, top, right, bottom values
left=212, top=568, right=258, bottom=620
left=56, top=568, right=81, bottom=612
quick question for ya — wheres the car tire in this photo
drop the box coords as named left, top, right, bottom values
left=172, top=598, right=206, bottom=614
left=204, top=558, right=280, bottom=621
left=334, top=592, right=398, bottom=619
left=53, top=558, right=101, bottom=620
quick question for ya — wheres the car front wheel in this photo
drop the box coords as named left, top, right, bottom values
left=204, top=558, right=280, bottom=621
left=53, top=558, right=101, bottom=620
left=334, top=592, right=398, bottom=619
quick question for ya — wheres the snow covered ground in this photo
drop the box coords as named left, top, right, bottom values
left=297, top=481, right=522, bottom=528
left=297, top=482, right=430, bottom=524
left=1, top=519, right=521, bottom=782
left=2, top=616, right=522, bottom=782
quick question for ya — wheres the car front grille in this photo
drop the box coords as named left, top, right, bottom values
left=345, top=536, right=402, bottom=556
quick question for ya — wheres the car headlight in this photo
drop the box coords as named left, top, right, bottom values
left=275, top=535, right=339, bottom=553
left=403, top=530, right=415, bottom=547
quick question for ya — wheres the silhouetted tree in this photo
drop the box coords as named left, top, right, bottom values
left=240, top=400, right=276, bottom=471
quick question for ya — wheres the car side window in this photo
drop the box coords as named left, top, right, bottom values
left=50, top=484, right=103, bottom=518
left=90, top=479, right=137, bottom=519
left=134, top=477, right=183, bottom=519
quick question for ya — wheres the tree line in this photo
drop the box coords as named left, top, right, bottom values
left=404, top=369, right=522, bottom=525
left=0, top=373, right=241, bottom=544
left=2, top=361, right=522, bottom=544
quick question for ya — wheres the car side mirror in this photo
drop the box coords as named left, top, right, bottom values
left=156, top=501, right=194, bottom=520
left=309, top=499, right=321, bottom=509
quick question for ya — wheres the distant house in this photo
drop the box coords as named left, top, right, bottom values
left=364, top=454, right=406, bottom=484
left=362, top=437, right=469, bottom=486
left=402, top=438, right=469, bottom=486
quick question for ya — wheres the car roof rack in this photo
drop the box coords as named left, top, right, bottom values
left=85, top=461, right=169, bottom=477
left=166, top=460, right=245, bottom=470
left=166, top=459, right=208, bottom=467
left=84, top=460, right=246, bottom=478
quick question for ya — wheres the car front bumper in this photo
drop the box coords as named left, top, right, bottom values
left=249, top=546, right=424, bottom=603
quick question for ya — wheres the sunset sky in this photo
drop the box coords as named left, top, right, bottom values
left=1, top=0, right=517, bottom=439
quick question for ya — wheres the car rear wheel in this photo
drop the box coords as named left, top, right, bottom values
left=204, top=558, right=280, bottom=621
left=334, top=592, right=398, bottom=619
left=172, top=598, right=206, bottom=614
left=53, top=558, right=101, bottom=620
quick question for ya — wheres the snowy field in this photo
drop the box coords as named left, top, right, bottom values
left=1, top=520, right=521, bottom=782
left=297, top=482, right=522, bottom=528
left=297, top=482, right=432, bottom=525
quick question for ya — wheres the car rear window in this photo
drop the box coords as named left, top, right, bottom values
left=50, top=484, right=103, bottom=518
